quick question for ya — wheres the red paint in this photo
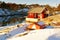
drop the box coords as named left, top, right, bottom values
left=27, top=10, right=45, bottom=19
left=38, top=15, right=41, bottom=19
left=41, top=10, right=45, bottom=18
left=27, top=13, right=35, bottom=18
left=42, top=13, right=45, bottom=18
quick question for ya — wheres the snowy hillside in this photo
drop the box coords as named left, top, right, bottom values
left=7, top=29, right=60, bottom=40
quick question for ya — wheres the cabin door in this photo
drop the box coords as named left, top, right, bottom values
left=34, top=13, right=38, bottom=18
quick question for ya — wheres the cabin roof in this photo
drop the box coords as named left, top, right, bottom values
left=27, top=23, right=40, bottom=30
left=28, top=7, right=46, bottom=13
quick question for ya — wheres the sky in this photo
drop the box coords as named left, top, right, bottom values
left=0, top=0, right=60, bottom=7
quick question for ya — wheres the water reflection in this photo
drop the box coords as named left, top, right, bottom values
left=0, top=8, right=28, bottom=26
left=0, top=15, right=25, bottom=26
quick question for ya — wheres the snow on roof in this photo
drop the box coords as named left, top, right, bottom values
left=38, top=21, right=44, bottom=25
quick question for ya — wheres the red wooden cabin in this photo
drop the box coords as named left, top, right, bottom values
left=26, top=7, right=48, bottom=22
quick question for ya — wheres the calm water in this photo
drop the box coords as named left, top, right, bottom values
left=0, top=8, right=28, bottom=26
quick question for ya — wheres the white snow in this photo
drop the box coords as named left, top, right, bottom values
left=0, top=23, right=29, bottom=40
left=7, top=29, right=60, bottom=40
